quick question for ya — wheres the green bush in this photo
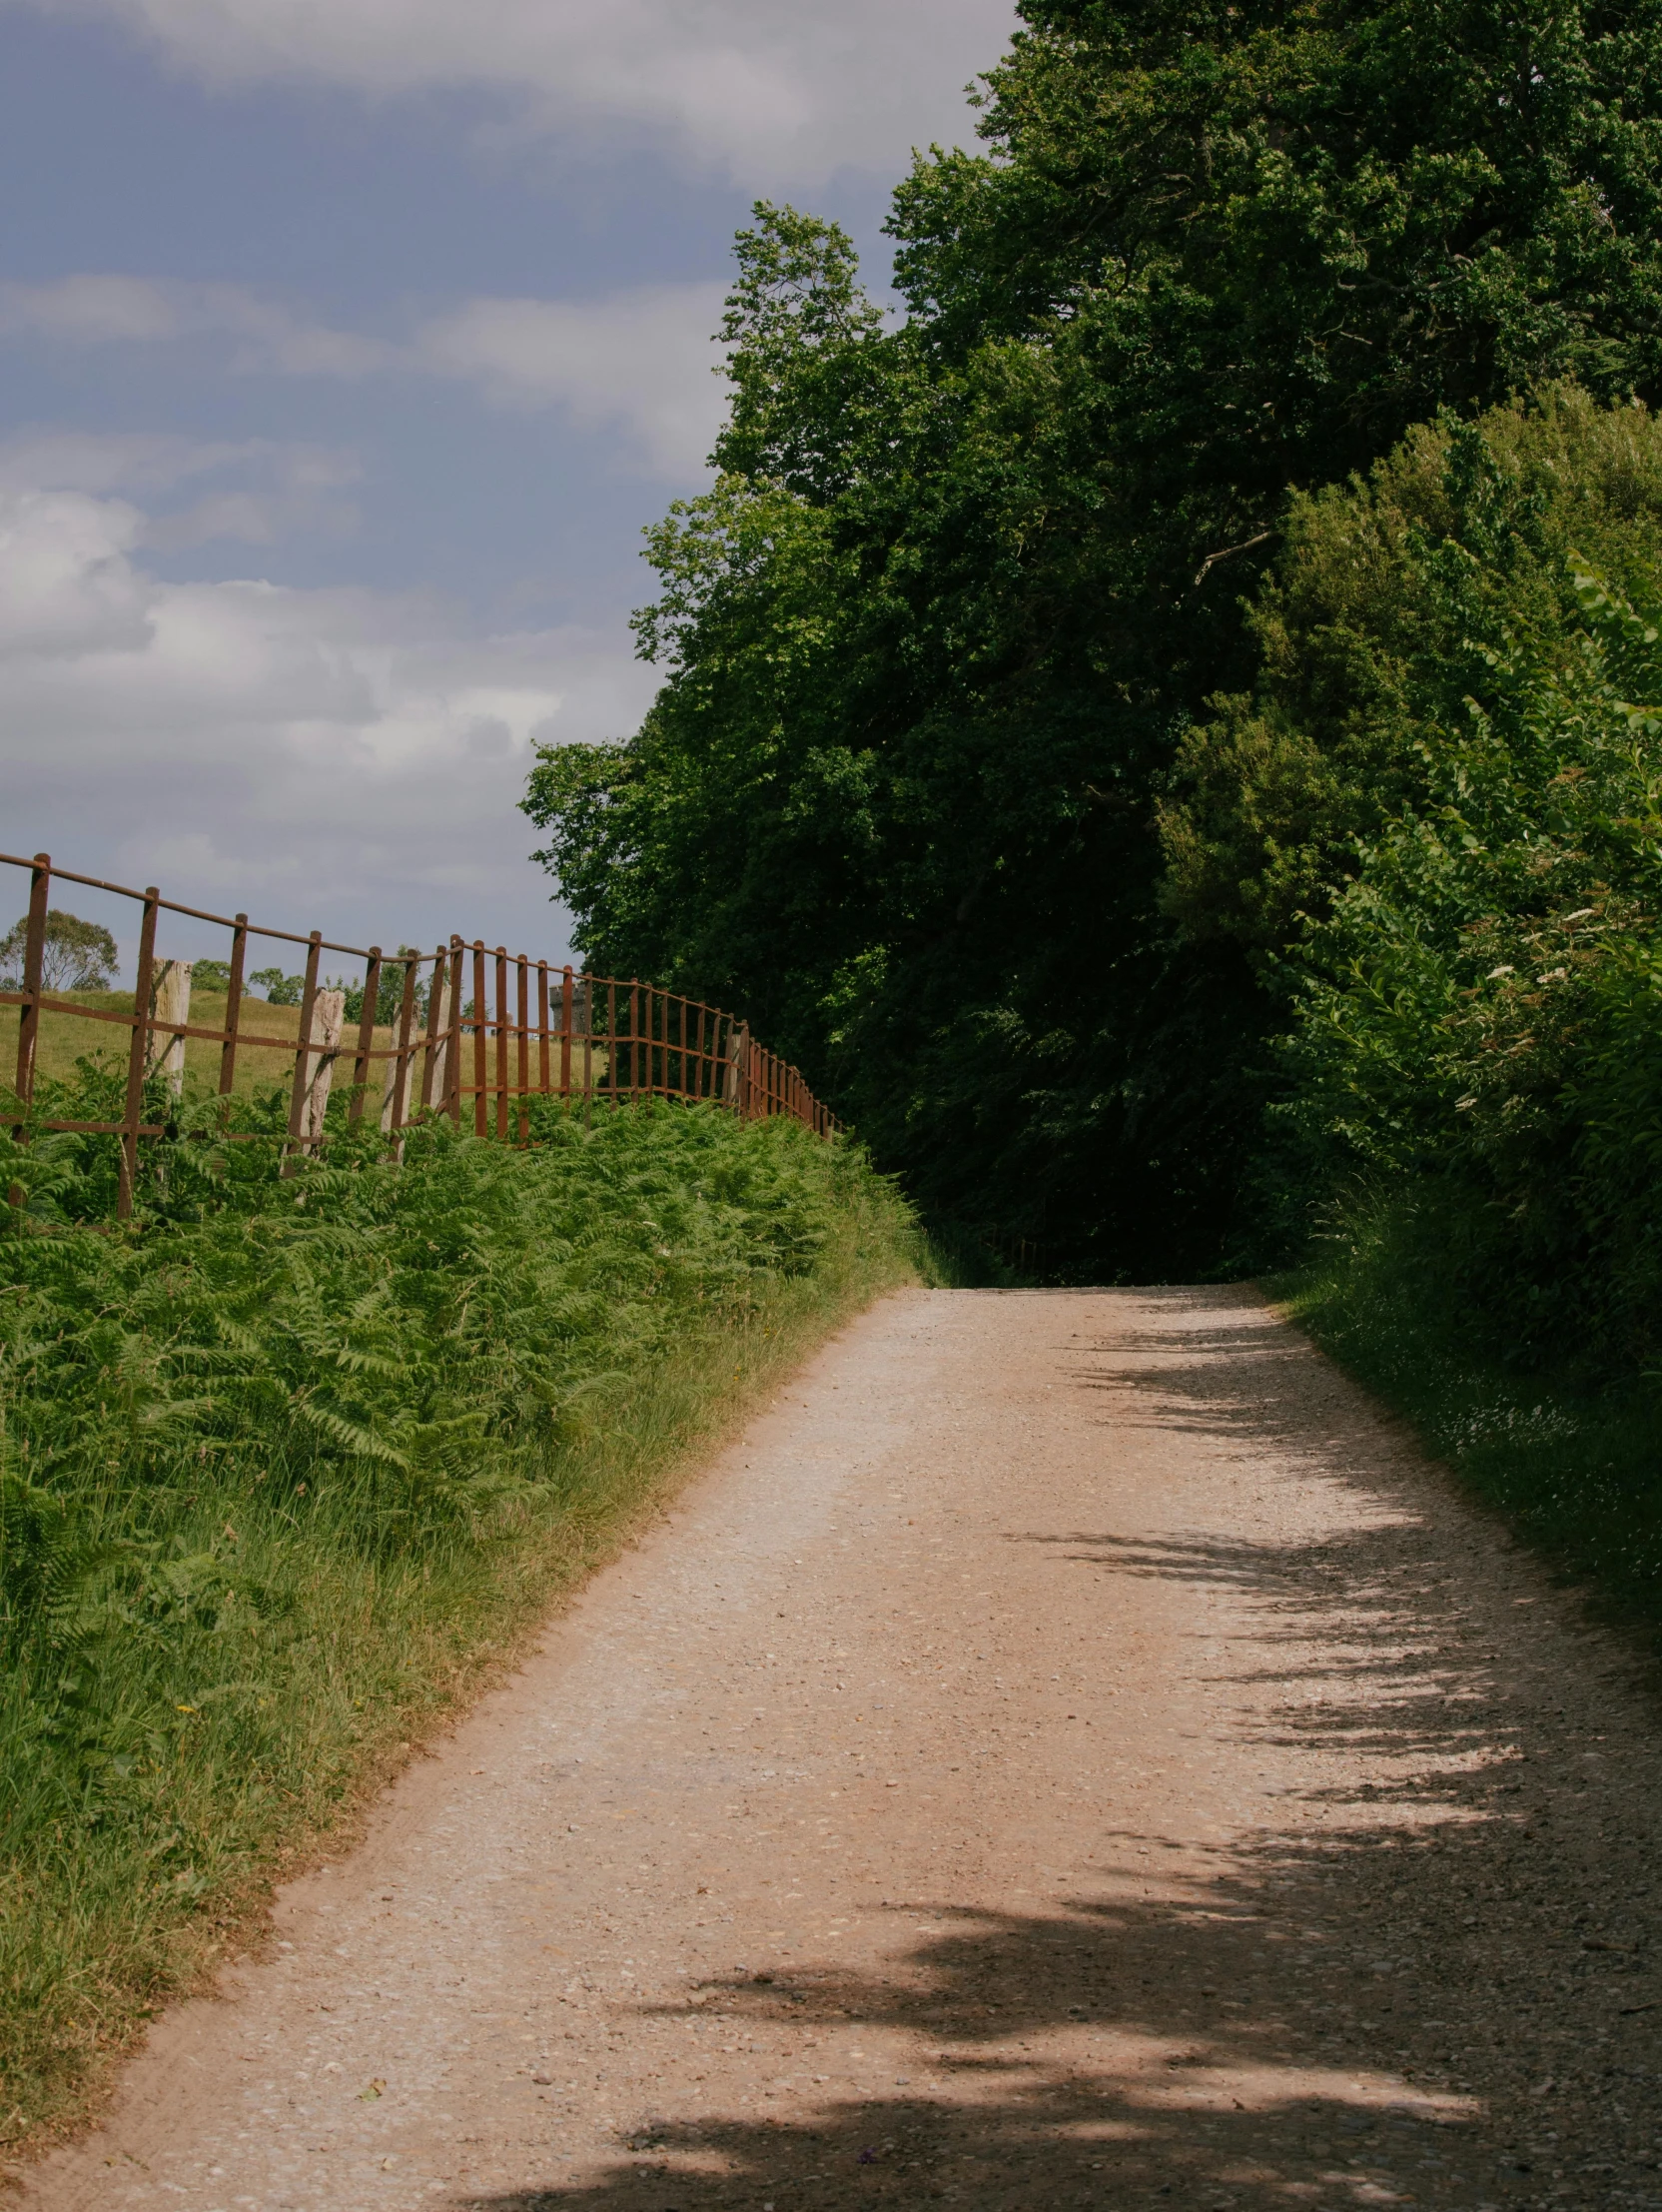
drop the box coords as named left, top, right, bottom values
left=1178, top=392, right=1662, bottom=1374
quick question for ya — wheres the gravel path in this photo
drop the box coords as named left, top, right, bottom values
left=23, top=1287, right=1662, bottom=2212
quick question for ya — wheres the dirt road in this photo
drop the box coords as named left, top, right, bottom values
left=24, top=1288, right=1662, bottom=2212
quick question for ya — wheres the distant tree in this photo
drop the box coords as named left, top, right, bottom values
left=248, top=968, right=306, bottom=1005
left=190, top=958, right=233, bottom=993
left=0, top=909, right=119, bottom=992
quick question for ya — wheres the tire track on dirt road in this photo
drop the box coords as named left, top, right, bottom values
left=22, top=1287, right=1662, bottom=2211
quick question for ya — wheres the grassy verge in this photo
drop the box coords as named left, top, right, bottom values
left=0, top=1103, right=925, bottom=2153
left=1, top=992, right=322, bottom=1103
left=1273, top=1194, right=1662, bottom=1643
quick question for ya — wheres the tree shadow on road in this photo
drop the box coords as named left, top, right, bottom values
left=473, top=1291, right=1662, bottom=2211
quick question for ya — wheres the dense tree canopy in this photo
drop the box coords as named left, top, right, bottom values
left=525, top=0, right=1662, bottom=1276
left=1230, top=395, right=1662, bottom=1369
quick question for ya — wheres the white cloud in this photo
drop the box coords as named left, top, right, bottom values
left=1, top=276, right=731, bottom=479
left=0, top=476, right=655, bottom=953
left=0, top=490, right=154, bottom=656
left=0, top=428, right=364, bottom=547
left=0, top=431, right=260, bottom=497
left=0, top=276, right=389, bottom=375
left=8, top=0, right=1016, bottom=188
left=416, top=284, right=729, bottom=475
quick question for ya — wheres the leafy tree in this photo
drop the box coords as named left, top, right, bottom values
left=1161, top=388, right=1662, bottom=957
left=248, top=968, right=305, bottom=1006
left=0, top=910, right=118, bottom=993
left=526, top=0, right=1662, bottom=1275
left=1271, top=548, right=1662, bottom=1371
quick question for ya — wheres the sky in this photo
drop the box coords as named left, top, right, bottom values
left=0, top=0, right=1017, bottom=976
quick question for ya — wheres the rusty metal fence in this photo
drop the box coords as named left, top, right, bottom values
left=2, top=849, right=837, bottom=1219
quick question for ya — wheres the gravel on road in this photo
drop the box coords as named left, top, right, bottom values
left=21, top=1287, right=1662, bottom=2212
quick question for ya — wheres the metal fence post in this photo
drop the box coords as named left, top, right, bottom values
left=447, top=940, right=465, bottom=1126
left=536, top=959, right=550, bottom=1104
left=11, top=851, right=50, bottom=1125
left=218, top=913, right=248, bottom=1109
left=117, top=888, right=161, bottom=1219
left=516, top=953, right=530, bottom=1144
left=349, top=947, right=382, bottom=1124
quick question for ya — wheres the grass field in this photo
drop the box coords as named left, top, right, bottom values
left=0, top=1101, right=926, bottom=2155
left=3, top=991, right=386, bottom=1111
left=0, top=991, right=620, bottom=1132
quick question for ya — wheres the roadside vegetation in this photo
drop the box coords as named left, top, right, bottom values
left=0, top=1082, right=923, bottom=2144
left=1186, top=389, right=1662, bottom=1629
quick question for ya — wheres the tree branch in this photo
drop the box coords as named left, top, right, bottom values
left=1193, top=530, right=1272, bottom=587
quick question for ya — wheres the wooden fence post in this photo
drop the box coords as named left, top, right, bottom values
left=148, top=959, right=192, bottom=1100
left=736, top=1024, right=751, bottom=1119
left=117, top=889, right=160, bottom=1219
left=282, top=933, right=325, bottom=1175
left=419, top=945, right=448, bottom=1113
left=559, top=965, right=573, bottom=1099
left=295, top=988, right=346, bottom=1150
left=382, top=955, right=418, bottom=1149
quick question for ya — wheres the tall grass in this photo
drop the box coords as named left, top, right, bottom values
left=0, top=1087, right=923, bottom=2149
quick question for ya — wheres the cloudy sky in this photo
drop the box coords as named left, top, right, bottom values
left=0, top=0, right=1015, bottom=972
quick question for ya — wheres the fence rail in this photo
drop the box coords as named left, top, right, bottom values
left=2, top=849, right=837, bottom=1218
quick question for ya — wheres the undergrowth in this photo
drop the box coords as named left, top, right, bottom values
left=1276, top=1189, right=1662, bottom=1639
left=0, top=1084, right=922, bottom=2148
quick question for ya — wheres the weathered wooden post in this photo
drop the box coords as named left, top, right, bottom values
left=301, top=989, right=346, bottom=1146
left=286, top=970, right=345, bottom=1157
left=282, top=933, right=324, bottom=1174
left=420, top=945, right=449, bottom=1114
left=148, top=959, right=192, bottom=1099
left=381, top=955, right=419, bottom=1151
left=731, top=1023, right=750, bottom=1119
